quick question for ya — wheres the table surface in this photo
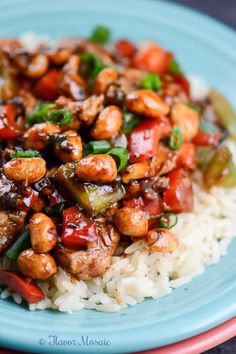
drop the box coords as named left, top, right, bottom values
left=0, top=1, right=235, bottom=354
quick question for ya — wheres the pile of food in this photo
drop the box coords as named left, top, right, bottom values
left=0, top=27, right=236, bottom=312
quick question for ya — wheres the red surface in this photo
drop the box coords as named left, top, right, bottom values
left=0, top=317, right=236, bottom=354
left=136, top=317, right=236, bottom=354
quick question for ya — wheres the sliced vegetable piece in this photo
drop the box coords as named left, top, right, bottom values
left=107, top=147, right=129, bottom=172
left=26, top=103, right=72, bottom=126
left=48, top=109, right=73, bottom=126
left=163, top=168, right=193, bottom=213
left=156, top=212, right=178, bottom=229
left=10, top=149, right=40, bottom=159
left=204, top=145, right=236, bottom=188
left=193, top=121, right=221, bottom=147
left=6, top=228, right=31, bottom=262
left=90, top=25, right=110, bottom=44
left=128, top=119, right=160, bottom=163
left=176, top=143, right=196, bottom=170
left=0, top=104, right=21, bottom=139
left=175, top=75, right=190, bottom=96
left=169, top=58, right=181, bottom=76
left=84, top=140, right=111, bottom=155
left=123, top=195, right=163, bottom=217
left=54, top=163, right=126, bottom=215
left=115, top=39, right=136, bottom=57
left=122, top=111, right=140, bottom=135
left=80, top=52, right=106, bottom=80
left=196, top=146, right=215, bottom=170
left=140, top=73, right=162, bottom=91
left=132, top=44, right=173, bottom=75
left=62, top=206, right=98, bottom=248
left=26, top=102, right=55, bottom=125
left=169, top=126, right=183, bottom=150
left=209, top=90, right=236, bottom=141
left=0, top=270, right=45, bottom=303
left=35, top=69, right=60, bottom=101
left=156, top=116, right=172, bottom=138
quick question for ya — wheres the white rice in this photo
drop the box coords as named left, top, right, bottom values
left=26, top=139, right=236, bottom=313
left=1, top=34, right=236, bottom=312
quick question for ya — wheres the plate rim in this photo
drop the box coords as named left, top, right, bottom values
left=0, top=1, right=236, bottom=353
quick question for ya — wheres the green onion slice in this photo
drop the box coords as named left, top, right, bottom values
left=140, top=73, right=162, bottom=91
left=26, top=103, right=72, bottom=126
left=169, top=126, right=183, bottom=150
left=122, top=110, right=140, bottom=135
left=6, top=228, right=31, bottom=261
left=107, top=147, right=129, bottom=172
left=26, top=103, right=56, bottom=125
left=10, top=149, right=40, bottom=159
left=81, top=52, right=106, bottom=80
left=84, top=140, right=111, bottom=155
left=90, top=25, right=111, bottom=44
left=48, top=109, right=73, bottom=126
left=156, top=213, right=178, bottom=229
left=169, top=58, right=182, bottom=76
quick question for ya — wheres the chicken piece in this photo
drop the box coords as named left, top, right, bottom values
left=55, top=223, right=120, bottom=280
left=79, top=95, right=104, bottom=125
left=0, top=211, right=26, bottom=254
left=55, top=94, right=104, bottom=126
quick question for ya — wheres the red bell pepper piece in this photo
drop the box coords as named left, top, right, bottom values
left=128, top=120, right=160, bottom=163
left=35, top=69, right=60, bottom=101
left=61, top=206, right=98, bottom=248
left=0, top=104, right=21, bottom=139
left=0, top=270, right=45, bottom=304
left=157, top=116, right=172, bottom=138
left=123, top=195, right=163, bottom=217
left=115, top=39, right=136, bottom=57
left=176, top=143, right=196, bottom=170
left=193, top=130, right=221, bottom=147
left=132, top=44, right=173, bottom=75
left=163, top=168, right=193, bottom=213
left=175, top=75, right=190, bottom=96
left=123, top=196, right=144, bottom=210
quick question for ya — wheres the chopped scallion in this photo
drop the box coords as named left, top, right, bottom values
left=81, top=52, right=106, bottom=80
left=122, top=110, right=140, bottom=135
left=84, top=140, right=111, bottom=155
left=90, top=25, right=111, bottom=44
left=156, top=213, right=178, bottom=229
left=169, top=58, right=181, bottom=76
left=10, top=149, right=40, bottom=159
left=26, top=103, right=72, bottom=126
left=107, top=147, right=129, bottom=172
left=140, top=73, right=162, bottom=91
left=169, top=126, right=183, bottom=150
left=6, top=228, right=31, bottom=261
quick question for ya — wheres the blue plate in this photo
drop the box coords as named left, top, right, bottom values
left=0, top=1, right=236, bottom=353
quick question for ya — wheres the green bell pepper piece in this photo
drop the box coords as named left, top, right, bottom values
left=54, top=163, right=126, bottom=215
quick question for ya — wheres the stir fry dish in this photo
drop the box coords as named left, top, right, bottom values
left=0, top=26, right=236, bottom=307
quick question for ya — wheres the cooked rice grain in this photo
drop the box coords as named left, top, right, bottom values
left=27, top=151, right=236, bottom=312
